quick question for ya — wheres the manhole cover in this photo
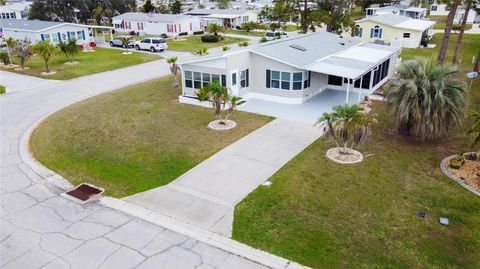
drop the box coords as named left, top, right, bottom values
left=62, top=183, right=104, bottom=204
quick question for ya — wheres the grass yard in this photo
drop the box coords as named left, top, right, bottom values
left=166, top=35, right=248, bottom=52
left=226, top=29, right=265, bottom=37
left=233, top=34, right=480, bottom=268
left=0, top=47, right=160, bottom=80
left=0, top=85, right=5, bottom=94
left=429, top=15, right=473, bottom=30
left=283, top=24, right=300, bottom=32
left=31, top=77, right=272, bottom=197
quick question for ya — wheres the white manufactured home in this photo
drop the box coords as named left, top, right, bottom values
left=0, top=19, right=90, bottom=44
left=178, top=32, right=400, bottom=110
left=184, top=9, right=258, bottom=28
left=112, top=13, right=202, bottom=37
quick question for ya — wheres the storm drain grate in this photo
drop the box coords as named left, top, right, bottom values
left=62, top=183, right=104, bottom=204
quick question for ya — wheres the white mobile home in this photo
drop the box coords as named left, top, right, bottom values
left=184, top=9, right=258, bottom=29
left=178, top=32, right=399, bottom=107
left=366, top=4, right=428, bottom=19
left=0, top=19, right=90, bottom=44
left=112, top=13, right=202, bottom=37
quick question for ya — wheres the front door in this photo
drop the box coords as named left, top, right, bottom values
left=231, top=69, right=239, bottom=96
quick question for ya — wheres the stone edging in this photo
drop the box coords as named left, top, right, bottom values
left=440, top=156, right=480, bottom=197
left=18, top=90, right=310, bottom=269
left=326, top=147, right=363, bottom=164
left=208, top=120, right=237, bottom=131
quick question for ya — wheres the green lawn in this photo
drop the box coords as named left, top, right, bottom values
left=429, top=15, right=473, bottom=30
left=283, top=24, right=300, bottom=32
left=233, top=34, right=480, bottom=268
left=0, top=85, right=5, bottom=94
left=0, top=47, right=160, bottom=80
left=166, top=35, right=248, bottom=52
left=350, top=6, right=365, bottom=20
left=31, top=77, right=272, bottom=197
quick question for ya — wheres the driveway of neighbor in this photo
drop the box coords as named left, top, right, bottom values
left=0, top=65, right=291, bottom=269
left=239, top=89, right=368, bottom=124
left=124, top=118, right=323, bottom=236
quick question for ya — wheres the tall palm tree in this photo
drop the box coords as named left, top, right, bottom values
left=452, top=0, right=475, bottom=64
left=5, top=37, right=17, bottom=65
left=468, top=111, right=480, bottom=147
left=317, top=104, right=377, bottom=154
left=32, top=41, right=58, bottom=73
left=384, top=57, right=467, bottom=140
left=167, top=57, right=180, bottom=88
left=437, top=0, right=460, bottom=64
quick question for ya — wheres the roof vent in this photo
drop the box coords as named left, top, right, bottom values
left=339, top=35, right=343, bottom=38
left=339, top=42, right=345, bottom=46
left=289, top=44, right=307, bottom=51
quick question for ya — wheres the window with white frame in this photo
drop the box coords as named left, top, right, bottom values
left=292, top=72, right=303, bottom=90
left=43, top=34, right=51, bottom=42
left=266, top=69, right=310, bottom=90
left=353, top=25, right=363, bottom=37
left=167, top=24, right=174, bottom=32
left=52, top=33, right=59, bottom=43
left=403, top=33, right=411, bottom=38
left=184, top=71, right=225, bottom=89
left=193, top=72, right=202, bottom=89
left=371, top=25, right=382, bottom=38
left=232, top=72, right=237, bottom=86
left=76, top=31, right=83, bottom=40
left=240, top=69, right=249, bottom=88
left=202, top=73, right=211, bottom=87
left=69, top=31, right=76, bottom=39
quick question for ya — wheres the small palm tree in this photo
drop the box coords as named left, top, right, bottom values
left=32, top=41, right=58, bottom=73
left=225, top=96, right=242, bottom=121
left=384, top=57, right=467, bottom=141
left=468, top=111, right=480, bottom=147
left=58, top=38, right=80, bottom=63
left=197, top=80, right=229, bottom=123
left=317, top=104, right=377, bottom=154
left=119, top=36, right=132, bottom=54
left=5, top=37, right=17, bottom=65
left=207, top=23, right=224, bottom=36
left=167, top=57, right=180, bottom=88
left=192, top=47, right=209, bottom=56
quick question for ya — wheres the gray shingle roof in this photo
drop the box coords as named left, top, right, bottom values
left=250, top=31, right=362, bottom=68
left=112, top=12, right=189, bottom=23
left=185, top=8, right=251, bottom=15
left=0, top=19, right=63, bottom=31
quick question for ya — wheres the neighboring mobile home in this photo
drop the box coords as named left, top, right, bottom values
left=365, top=4, right=428, bottom=19
left=184, top=9, right=258, bottom=28
left=0, top=19, right=90, bottom=44
left=429, top=0, right=479, bottom=24
left=178, top=32, right=399, bottom=105
left=354, top=14, right=435, bottom=48
left=112, top=13, right=202, bottom=37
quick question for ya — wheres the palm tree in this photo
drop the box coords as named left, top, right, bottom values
left=5, top=37, right=17, bottom=65
left=58, top=38, right=80, bottom=63
left=32, top=41, right=58, bottom=73
left=119, top=36, right=132, bottom=54
left=384, top=57, right=467, bottom=140
left=197, top=80, right=229, bottom=123
left=192, top=47, right=209, bottom=56
left=317, top=104, right=377, bottom=154
left=207, top=23, right=224, bottom=36
left=437, top=0, right=460, bottom=64
left=167, top=57, right=180, bottom=88
left=225, top=96, right=242, bottom=121
left=452, top=0, right=474, bottom=64
left=468, top=111, right=480, bottom=147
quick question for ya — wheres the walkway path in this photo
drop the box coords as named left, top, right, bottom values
left=125, top=119, right=323, bottom=236
left=1, top=64, right=304, bottom=268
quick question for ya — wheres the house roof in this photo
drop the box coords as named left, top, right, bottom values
left=0, top=19, right=86, bottom=32
left=185, top=8, right=252, bottom=16
left=111, top=12, right=191, bottom=23
left=179, top=32, right=400, bottom=80
left=357, top=14, right=435, bottom=31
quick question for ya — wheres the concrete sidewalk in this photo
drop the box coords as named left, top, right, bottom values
left=125, top=119, right=323, bottom=236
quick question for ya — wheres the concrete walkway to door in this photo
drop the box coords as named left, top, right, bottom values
left=124, top=119, right=323, bottom=236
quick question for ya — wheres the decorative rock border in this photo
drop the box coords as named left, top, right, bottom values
left=208, top=120, right=236, bottom=131
left=64, top=61, right=80, bottom=65
left=122, top=51, right=133, bottom=55
left=14, top=67, right=30, bottom=71
left=440, top=155, right=480, bottom=197
left=41, top=71, right=57, bottom=76
left=326, top=147, right=363, bottom=164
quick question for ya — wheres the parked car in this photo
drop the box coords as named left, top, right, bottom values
left=110, top=35, right=135, bottom=48
left=76, top=39, right=96, bottom=49
left=264, top=31, right=288, bottom=41
left=135, top=37, right=168, bottom=52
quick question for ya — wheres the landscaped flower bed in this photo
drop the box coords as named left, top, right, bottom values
left=442, top=152, right=480, bottom=195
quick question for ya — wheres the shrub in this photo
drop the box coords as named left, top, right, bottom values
left=161, top=33, right=168, bottom=38
left=129, top=30, right=136, bottom=35
left=0, top=85, right=5, bottom=94
left=222, top=46, right=230, bottom=51
left=192, top=47, right=209, bottom=56
left=259, top=37, right=268, bottom=43
left=193, top=30, right=204, bottom=35
left=452, top=24, right=461, bottom=32
left=238, top=41, right=249, bottom=47
left=179, top=32, right=188, bottom=36
left=0, top=52, right=10, bottom=65
left=201, top=35, right=220, bottom=43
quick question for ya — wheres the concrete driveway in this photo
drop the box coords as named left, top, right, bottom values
left=239, top=89, right=368, bottom=124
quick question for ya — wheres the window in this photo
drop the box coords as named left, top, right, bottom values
left=403, top=33, right=411, bottom=38
left=240, top=69, right=249, bottom=88
left=232, top=72, right=237, bottom=86
left=42, top=34, right=51, bottom=42
left=167, top=24, right=174, bottom=32
left=243, top=16, right=249, bottom=22
left=141, top=39, right=151, bottom=43
left=77, top=31, right=84, bottom=40
left=193, top=72, right=202, bottom=89
left=354, top=78, right=361, bottom=88
left=271, top=70, right=280, bottom=88
left=69, top=31, right=76, bottom=39
left=212, top=74, right=220, bottom=83
left=353, top=25, right=363, bottom=37
left=52, top=33, right=59, bottom=43
left=304, top=71, right=311, bottom=88
left=328, top=75, right=343, bottom=86
left=371, top=25, right=382, bottom=38
left=137, top=22, right=144, bottom=30
left=202, top=73, right=211, bottom=87
left=185, top=71, right=193, bottom=88
left=293, top=72, right=303, bottom=90
left=361, top=71, right=371, bottom=89
left=431, top=5, right=437, bottom=11
left=281, top=72, right=290, bottom=90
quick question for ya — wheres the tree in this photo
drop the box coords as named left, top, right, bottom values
left=317, top=104, right=377, bottom=154
left=5, top=37, right=17, bottom=65
left=474, top=48, right=480, bottom=72
left=225, top=96, right=242, bottom=121
left=142, top=0, right=155, bottom=13
left=58, top=38, right=80, bottom=63
left=468, top=111, right=480, bottom=147
left=192, top=47, right=209, bottom=56
left=384, top=58, right=467, bottom=140
left=169, top=0, right=182, bottom=14
left=32, top=41, right=58, bottom=73
left=269, top=23, right=279, bottom=32
left=216, top=0, right=231, bottom=9
left=437, top=0, right=461, bottom=64
left=12, top=39, right=33, bottom=69
left=241, top=21, right=258, bottom=32
left=167, top=57, right=180, bottom=88
left=196, top=80, right=239, bottom=124
left=452, top=0, right=479, bottom=64
left=207, top=23, right=224, bottom=35
left=119, top=36, right=132, bottom=53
